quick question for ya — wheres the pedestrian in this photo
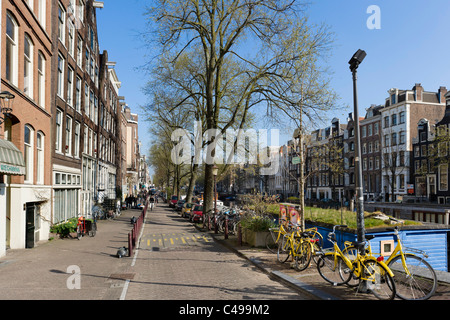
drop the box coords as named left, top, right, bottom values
left=149, top=196, right=155, bottom=210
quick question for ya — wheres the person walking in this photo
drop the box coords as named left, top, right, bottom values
left=149, top=196, right=155, bottom=211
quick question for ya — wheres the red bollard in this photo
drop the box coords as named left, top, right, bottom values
left=128, top=232, right=132, bottom=257
left=224, top=216, right=228, bottom=239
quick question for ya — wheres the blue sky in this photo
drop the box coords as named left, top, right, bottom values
left=96, top=0, right=450, bottom=174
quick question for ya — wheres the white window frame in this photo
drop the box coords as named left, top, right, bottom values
left=67, top=66, right=74, bottom=107
left=24, top=125, right=34, bottom=183
left=57, top=53, right=65, bottom=98
left=6, top=13, right=19, bottom=86
left=74, top=121, right=80, bottom=158
left=37, top=51, right=45, bottom=108
left=58, top=2, right=66, bottom=44
left=65, top=116, right=72, bottom=156
left=24, top=34, right=34, bottom=98
left=36, top=131, right=44, bottom=184
left=56, top=109, right=63, bottom=153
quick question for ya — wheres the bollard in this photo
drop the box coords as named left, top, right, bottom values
left=128, top=232, right=133, bottom=257
left=237, top=223, right=242, bottom=246
left=224, top=216, right=228, bottom=239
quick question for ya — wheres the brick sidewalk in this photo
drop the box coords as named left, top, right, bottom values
left=205, top=226, right=450, bottom=300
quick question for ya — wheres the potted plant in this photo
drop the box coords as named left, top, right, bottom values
left=240, top=215, right=276, bottom=247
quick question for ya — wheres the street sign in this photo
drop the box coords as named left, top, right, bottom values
left=292, top=157, right=300, bottom=165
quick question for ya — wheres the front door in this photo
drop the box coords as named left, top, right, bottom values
left=25, top=203, right=35, bottom=249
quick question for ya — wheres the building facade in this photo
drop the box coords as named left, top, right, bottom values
left=381, top=84, right=446, bottom=202
left=360, top=105, right=383, bottom=201
left=1, top=0, right=53, bottom=254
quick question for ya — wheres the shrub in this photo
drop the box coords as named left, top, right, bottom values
left=50, top=218, right=78, bottom=238
left=240, top=215, right=276, bottom=232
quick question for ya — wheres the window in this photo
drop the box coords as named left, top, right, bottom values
left=67, top=66, right=74, bottom=106
left=74, top=122, right=80, bottom=158
left=85, top=83, right=89, bottom=115
left=24, top=35, right=33, bottom=97
left=414, top=146, right=420, bottom=157
left=384, top=134, right=390, bottom=147
left=374, top=122, right=379, bottom=135
left=24, top=125, right=34, bottom=183
left=399, top=111, right=405, bottom=124
left=399, top=151, right=405, bottom=166
left=374, top=141, right=380, bottom=152
left=421, top=145, right=427, bottom=157
left=6, top=13, right=18, bottom=85
left=75, top=76, right=82, bottom=112
left=391, top=132, right=397, bottom=146
left=57, top=54, right=65, bottom=97
left=56, top=109, right=63, bottom=152
left=68, top=20, right=75, bottom=57
left=36, top=132, right=44, bottom=184
left=78, top=0, right=85, bottom=24
left=439, top=164, right=448, bottom=191
left=37, top=52, right=45, bottom=107
left=58, top=3, right=66, bottom=43
left=391, top=114, right=397, bottom=126
left=384, top=116, right=389, bottom=128
left=399, top=131, right=405, bottom=145
left=391, top=94, right=396, bottom=105
left=89, top=90, right=94, bottom=120
left=362, top=126, right=366, bottom=138
left=77, top=35, right=83, bottom=67
left=37, top=0, right=46, bottom=28
left=84, top=125, right=88, bottom=154
left=65, top=116, right=72, bottom=155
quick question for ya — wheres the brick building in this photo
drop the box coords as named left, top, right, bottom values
left=1, top=0, right=53, bottom=253
left=381, top=84, right=447, bottom=202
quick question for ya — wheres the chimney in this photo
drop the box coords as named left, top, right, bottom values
left=438, top=86, right=447, bottom=103
left=413, top=83, right=423, bottom=101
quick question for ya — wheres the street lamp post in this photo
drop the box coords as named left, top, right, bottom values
left=0, top=91, right=15, bottom=127
left=349, top=50, right=367, bottom=252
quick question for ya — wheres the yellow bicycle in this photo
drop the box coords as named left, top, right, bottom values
left=266, top=219, right=290, bottom=253
left=317, top=225, right=396, bottom=300
left=277, top=224, right=323, bottom=271
left=342, top=218, right=437, bottom=300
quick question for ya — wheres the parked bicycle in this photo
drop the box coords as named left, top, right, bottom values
left=341, top=217, right=437, bottom=300
left=276, top=222, right=323, bottom=271
left=76, top=215, right=96, bottom=239
left=316, top=225, right=396, bottom=300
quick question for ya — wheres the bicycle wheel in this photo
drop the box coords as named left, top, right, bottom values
left=76, top=226, right=82, bottom=240
left=341, top=246, right=361, bottom=287
left=265, top=232, right=278, bottom=254
left=363, top=260, right=396, bottom=300
left=317, top=253, right=352, bottom=286
left=387, top=254, right=437, bottom=300
left=293, top=241, right=312, bottom=271
left=277, top=236, right=290, bottom=263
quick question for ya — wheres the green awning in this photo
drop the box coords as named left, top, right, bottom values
left=0, top=139, right=25, bottom=175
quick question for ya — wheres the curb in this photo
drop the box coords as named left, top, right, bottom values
left=209, top=232, right=339, bottom=300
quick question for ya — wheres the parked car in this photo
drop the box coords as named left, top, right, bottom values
left=181, top=203, right=194, bottom=218
left=190, top=205, right=203, bottom=222
left=175, top=200, right=185, bottom=211
left=169, top=195, right=178, bottom=207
